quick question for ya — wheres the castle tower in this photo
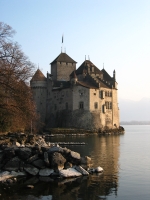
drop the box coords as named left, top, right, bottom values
left=30, top=69, right=47, bottom=123
left=50, top=52, right=77, bottom=81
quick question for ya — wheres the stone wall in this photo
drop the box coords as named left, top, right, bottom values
left=30, top=80, right=47, bottom=123
left=72, top=85, right=89, bottom=110
left=51, top=62, right=76, bottom=81
left=46, top=83, right=119, bottom=130
left=46, top=109, right=102, bottom=130
left=112, top=89, right=120, bottom=127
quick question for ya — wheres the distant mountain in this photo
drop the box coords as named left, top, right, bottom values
left=119, top=97, right=150, bottom=121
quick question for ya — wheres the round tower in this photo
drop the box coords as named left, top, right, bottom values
left=30, top=69, right=47, bottom=123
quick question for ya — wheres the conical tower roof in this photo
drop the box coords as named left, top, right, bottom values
left=30, top=69, right=46, bottom=82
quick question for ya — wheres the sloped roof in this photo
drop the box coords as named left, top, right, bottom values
left=101, top=69, right=113, bottom=81
left=30, top=69, right=46, bottom=82
left=77, top=81, right=98, bottom=89
left=97, top=78, right=111, bottom=88
left=72, top=70, right=77, bottom=79
left=71, top=60, right=102, bottom=76
left=50, top=53, right=77, bottom=64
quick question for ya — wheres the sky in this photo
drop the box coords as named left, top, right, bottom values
left=1, top=0, right=150, bottom=101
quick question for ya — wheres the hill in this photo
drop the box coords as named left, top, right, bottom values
left=119, top=97, right=150, bottom=121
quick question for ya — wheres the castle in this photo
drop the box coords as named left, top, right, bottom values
left=30, top=51, right=120, bottom=131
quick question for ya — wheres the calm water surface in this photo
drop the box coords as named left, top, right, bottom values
left=0, top=125, right=150, bottom=200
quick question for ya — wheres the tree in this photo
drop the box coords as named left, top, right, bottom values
left=0, top=22, right=37, bottom=132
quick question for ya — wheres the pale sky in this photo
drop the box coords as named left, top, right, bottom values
left=1, top=0, right=150, bottom=101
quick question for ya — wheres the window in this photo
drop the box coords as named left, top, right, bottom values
left=105, top=101, right=112, bottom=109
left=105, top=91, right=107, bottom=96
left=105, top=101, right=109, bottom=109
left=79, top=102, right=84, bottom=109
left=102, top=105, right=106, bottom=113
left=110, top=92, right=112, bottom=97
left=100, top=90, right=104, bottom=99
left=94, top=102, right=98, bottom=109
left=110, top=102, right=112, bottom=109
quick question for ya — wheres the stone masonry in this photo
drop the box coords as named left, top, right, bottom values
left=30, top=51, right=120, bottom=130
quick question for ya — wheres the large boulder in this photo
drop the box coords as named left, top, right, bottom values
left=27, top=154, right=39, bottom=164
left=24, top=164, right=39, bottom=175
left=3, top=156, right=21, bottom=171
left=32, top=159, right=45, bottom=169
left=50, top=152, right=66, bottom=172
left=16, top=147, right=32, bottom=160
left=48, top=146, right=63, bottom=154
left=68, top=151, right=81, bottom=165
left=59, top=168, right=82, bottom=178
left=39, top=168, right=54, bottom=176
left=3, top=147, right=16, bottom=159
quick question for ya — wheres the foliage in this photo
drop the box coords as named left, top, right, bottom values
left=0, top=22, right=37, bottom=132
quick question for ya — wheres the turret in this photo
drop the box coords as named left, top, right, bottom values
left=113, top=70, right=116, bottom=81
left=30, top=69, right=47, bottom=123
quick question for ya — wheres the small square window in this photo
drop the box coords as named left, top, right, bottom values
left=94, top=102, right=98, bottom=109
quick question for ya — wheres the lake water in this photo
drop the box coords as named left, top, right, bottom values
left=0, top=125, right=150, bottom=200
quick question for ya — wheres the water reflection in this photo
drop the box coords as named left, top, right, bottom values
left=0, top=135, right=122, bottom=200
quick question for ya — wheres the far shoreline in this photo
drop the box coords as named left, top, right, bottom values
left=121, top=121, right=150, bottom=125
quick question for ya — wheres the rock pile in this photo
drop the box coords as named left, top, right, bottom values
left=0, top=135, right=103, bottom=182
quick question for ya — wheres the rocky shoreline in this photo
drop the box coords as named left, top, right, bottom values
left=45, top=126, right=125, bottom=135
left=0, top=134, right=103, bottom=185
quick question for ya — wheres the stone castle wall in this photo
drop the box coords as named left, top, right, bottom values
left=45, top=84, right=119, bottom=130
left=51, top=62, right=76, bottom=81
left=30, top=80, right=47, bottom=123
